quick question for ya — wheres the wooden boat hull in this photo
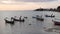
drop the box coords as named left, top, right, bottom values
left=20, top=19, right=25, bottom=22
left=52, top=20, right=60, bottom=25
left=5, top=20, right=14, bottom=24
left=54, top=21, right=60, bottom=25
left=24, top=17, right=28, bottom=19
left=36, top=18, right=44, bottom=21
left=13, top=18, right=25, bottom=22
left=45, top=15, right=55, bottom=17
left=32, top=16, right=36, bottom=18
left=13, top=18, right=20, bottom=21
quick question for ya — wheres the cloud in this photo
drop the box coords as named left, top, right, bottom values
left=14, top=0, right=57, bottom=2
left=0, top=0, right=59, bottom=10
left=0, top=0, right=57, bottom=4
left=0, top=1, right=26, bottom=4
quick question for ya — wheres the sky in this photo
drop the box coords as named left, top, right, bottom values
left=0, top=0, right=59, bottom=10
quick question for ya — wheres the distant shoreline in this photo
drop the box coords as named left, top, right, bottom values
left=34, top=8, right=57, bottom=11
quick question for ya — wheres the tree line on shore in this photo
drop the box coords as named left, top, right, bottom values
left=34, top=6, right=60, bottom=12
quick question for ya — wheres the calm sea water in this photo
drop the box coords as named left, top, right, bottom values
left=0, top=10, right=60, bottom=34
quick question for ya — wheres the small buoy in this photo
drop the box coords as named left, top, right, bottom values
left=29, top=24, right=31, bottom=25
left=43, top=27, right=46, bottom=29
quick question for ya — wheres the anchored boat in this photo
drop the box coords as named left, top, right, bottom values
left=35, top=15, right=44, bottom=21
left=45, top=14, right=55, bottom=18
left=52, top=18, right=60, bottom=25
